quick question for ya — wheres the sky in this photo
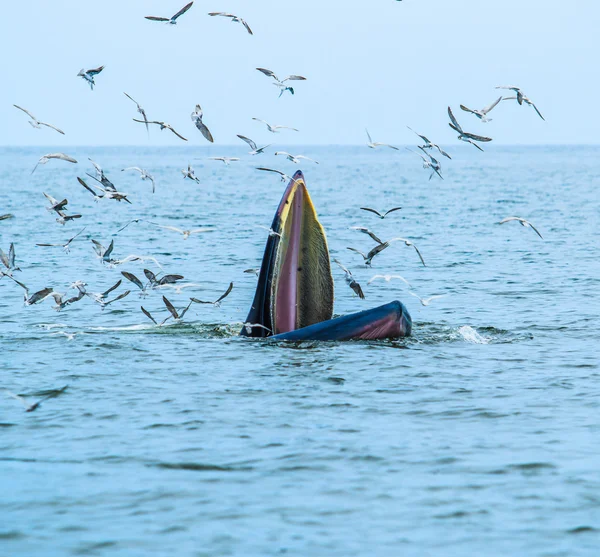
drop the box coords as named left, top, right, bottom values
left=0, top=0, right=596, bottom=146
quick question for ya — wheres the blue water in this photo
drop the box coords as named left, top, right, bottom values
left=1, top=145, right=599, bottom=556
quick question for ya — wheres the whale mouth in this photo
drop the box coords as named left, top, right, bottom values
left=241, top=171, right=334, bottom=337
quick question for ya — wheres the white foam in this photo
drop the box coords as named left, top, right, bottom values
left=457, top=325, right=490, bottom=344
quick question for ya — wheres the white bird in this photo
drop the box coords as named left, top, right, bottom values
left=333, top=259, right=365, bottom=299
left=410, top=292, right=447, bottom=306
left=36, top=227, right=86, bottom=253
left=121, top=167, right=155, bottom=193
left=77, top=66, right=104, bottom=90
left=148, top=222, right=213, bottom=240
left=208, top=157, right=240, bottom=165
left=182, top=164, right=200, bottom=183
left=208, top=12, right=253, bottom=35
left=191, top=105, right=214, bottom=143
left=365, top=129, right=399, bottom=150
left=447, top=107, right=492, bottom=152
left=31, top=153, right=77, bottom=174
left=256, top=225, right=281, bottom=238
left=360, top=207, right=402, bottom=219
left=256, top=68, right=307, bottom=83
left=241, top=322, right=272, bottom=335
left=274, top=151, right=319, bottom=164
left=498, top=216, right=543, bottom=239
left=124, top=93, right=149, bottom=134
left=85, top=280, right=123, bottom=306
left=255, top=167, right=298, bottom=183
left=406, top=147, right=443, bottom=180
left=156, top=283, right=203, bottom=295
left=6, top=276, right=54, bottom=306
left=237, top=135, right=271, bottom=155
left=460, top=96, right=502, bottom=123
left=252, top=118, right=299, bottom=133
left=0, top=243, right=21, bottom=276
left=367, top=274, right=411, bottom=287
left=4, top=385, right=68, bottom=412
left=134, top=119, right=187, bottom=141
left=13, top=105, right=64, bottom=135
left=145, top=2, right=194, bottom=24
left=496, top=86, right=545, bottom=120
left=406, top=127, right=451, bottom=159
left=190, top=282, right=234, bottom=307
left=388, top=237, right=426, bottom=267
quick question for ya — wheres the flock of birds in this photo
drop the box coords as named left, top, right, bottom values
left=2, top=1, right=547, bottom=411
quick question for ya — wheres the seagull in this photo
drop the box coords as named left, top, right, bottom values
left=0, top=243, right=21, bottom=276
left=109, top=255, right=163, bottom=270
left=4, top=385, right=68, bottom=412
left=50, top=287, right=86, bottom=311
left=134, top=119, right=187, bottom=141
left=365, top=129, right=399, bottom=150
left=360, top=207, right=402, bottom=219
left=274, top=151, right=319, bottom=164
left=497, top=86, right=545, bottom=121
left=87, top=158, right=117, bottom=191
left=0, top=214, right=14, bottom=221
left=273, top=83, right=296, bottom=97
left=141, top=306, right=172, bottom=327
left=162, top=296, right=193, bottom=321
left=244, top=268, right=259, bottom=276
left=410, top=292, right=447, bottom=307
left=256, top=225, right=281, bottom=238
left=241, top=322, right=272, bottom=335
left=406, top=147, right=443, bottom=180
left=115, top=219, right=142, bottom=233
left=252, top=118, right=299, bottom=133
left=54, top=212, right=82, bottom=226
left=181, top=164, right=199, bottom=183
left=333, top=259, right=365, bottom=299
left=156, top=282, right=203, bottom=295
left=368, top=274, right=411, bottom=287
left=148, top=222, right=213, bottom=239
left=43, top=192, right=68, bottom=213
left=351, top=226, right=384, bottom=245
left=13, top=105, right=64, bottom=135
left=100, top=290, right=130, bottom=309
left=447, top=107, right=492, bottom=151
left=85, top=180, right=131, bottom=204
left=237, top=135, right=271, bottom=155
left=7, top=276, right=53, bottom=305
left=36, top=227, right=86, bottom=253
left=255, top=167, right=297, bottom=183
left=460, top=97, right=502, bottom=123
left=208, top=157, right=240, bottom=165
left=191, top=282, right=234, bottom=307
left=86, top=280, right=123, bottom=306
left=121, top=271, right=150, bottom=296
left=191, top=105, right=214, bottom=143
left=388, top=237, right=426, bottom=266
left=406, top=127, right=451, bottom=159
left=498, top=216, right=543, bottom=239
left=77, top=66, right=104, bottom=90
left=346, top=242, right=390, bottom=267
left=121, top=167, right=155, bottom=193
left=31, top=153, right=77, bottom=174
left=145, top=2, right=194, bottom=24
left=91, top=239, right=114, bottom=264
left=124, top=93, right=149, bottom=134
left=143, top=269, right=184, bottom=288
left=208, top=12, right=253, bottom=35
left=78, top=177, right=104, bottom=202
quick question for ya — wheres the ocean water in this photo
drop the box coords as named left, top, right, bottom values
left=1, top=145, right=599, bottom=556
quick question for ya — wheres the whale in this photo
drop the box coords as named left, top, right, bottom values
left=240, top=171, right=412, bottom=341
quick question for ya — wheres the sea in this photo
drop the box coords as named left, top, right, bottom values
left=1, top=145, right=599, bottom=556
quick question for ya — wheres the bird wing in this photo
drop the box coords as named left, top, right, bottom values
left=141, top=306, right=157, bottom=325
left=282, top=75, right=306, bottom=82
left=256, top=67, right=278, bottom=80
left=447, top=106, right=462, bottom=133
left=102, top=280, right=122, bottom=297
left=409, top=291, right=423, bottom=304
left=208, top=12, right=230, bottom=17
left=162, top=296, right=179, bottom=320
left=406, top=147, right=427, bottom=162
left=87, top=66, right=104, bottom=76
left=0, top=248, right=9, bottom=269
left=172, top=1, right=194, bottom=20
left=460, top=104, right=476, bottom=115
left=463, top=132, right=492, bottom=142
left=51, top=153, right=77, bottom=163
left=43, top=192, right=60, bottom=206
left=195, top=121, right=214, bottom=143
left=216, top=282, right=234, bottom=303
left=360, top=207, right=383, bottom=218
left=436, top=146, right=452, bottom=160
left=237, top=135, right=258, bottom=150
left=353, top=227, right=383, bottom=245
left=347, top=247, right=367, bottom=260
left=167, top=126, right=188, bottom=141
left=351, top=281, right=365, bottom=300
left=495, top=85, right=520, bottom=92
left=121, top=271, right=144, bottom=291
left=39, top=122, right=65, bottom=135
left=241, top=18, right=253, bottom=34
left=411, top=244, right=426, bottom=266
left=123, top=92, right=139, bottom=107
left=383, top=207, right=402, bottom=217
left=151, top=223, right=184, bottom=234
left=189, top=228, right=213, bottom=234
left=406, top=126, right=429, bottom=144
left=145, top=16, right=170, bottom=21
left=8, top=243, right=16, bottom=268
left=295, top=155, right=319, bottom=164
left=530, top=102, right=545, bottom=121
left=13, top=104, right=36, bottom=119
left=28, top=287, right=54, bottom=305
left=526, top=221, right=544, bottom=239
left=367, top=242, right=390, bottom=259
left=104, top=239, right=114, bottom=259
left=4, top=390, right=29, bottom=409
left=499, top=216, right=523, bottom=225
left=144, top=268, right=157, bottom=284
left=91, top=239, right=105, bottom=257
left=105, top=291, right=130, bottom=305
left=482, top=96, right=502, bottom=114
left=333, top=258, right=350, bottom=275
left=158, top=274, right=184, bottom=285
left=77, top=177, right=102, bottom=198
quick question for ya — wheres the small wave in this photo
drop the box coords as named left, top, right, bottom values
left=456, top=325, right=491, bottom=344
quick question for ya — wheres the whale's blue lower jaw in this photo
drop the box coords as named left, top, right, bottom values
left=269, top=301, right=412, bottom=342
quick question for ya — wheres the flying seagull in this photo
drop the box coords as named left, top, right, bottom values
left=333, top=259, right=365, bottom=299
left=91, top=239, right=114, bottom=264
left=496, top=86, right=545, bottom=121
left=252, top=118, right=298, bottom=133
left=360, top=207, right=402, bottom=219
left=208, top=12, right=253, bottom=35
left=141, top=306, right=172, bottom=327
left=447, top=107, right=492, bottom=151
left=274, top=151, right=319, bottom=164
left=208, top=157, right=240, bottom=165
left=87, top=158, right=117, bottom=191
left=121, top=167, right=155, bottom=193
left=191, top=282, right=234, bottom=307
left=7, top=276, right=54, bottom=305
left=409, top=292, right=447, bottom=307
left=181, top=164, right=200, bottom=183
left=4, top=385, right=68, bottom=412
left=351, top=226, right=384, bottom=245
left=241, top=323, right=272, bottom=335
left=255, top=167, right=298, bottom=183
left=460, top=96, right=502, bottom=123
left=145, top=2, right=194, bottom=24
left=237, top=135, right=271, bottom=155
left=0, top=243, right=21, bottom=276
left=162, top=296, right=193, bottom=321
left=388, top=237, right=426, bottom=266
left=133, top=119, right=187, bottom=141
left=78, top=177, right=104, bottom=202
left=148, top=221, right=213, bottom=239
left=191, top=105, right=214, bottom=142
left=13, top=105, right=64, bottom=135
left=50, top=287, right=86, bottom=311
left=77, top=66, right=104, bottom=90
left=256, top=68, right=306, bottom=97
left=124, top=93, right=149, bottom=134
left=256, top=225, right=281, bottom=238
left=365, top=129, right=399, bottom=150
left=368, top=274, right=411, bottom=287
left=406, top=126, right=451, bottom=159
left=498, top=216, right=543, bottom=239
left=31, top=153, right=77, bottom=174
left=36, top=227, right=86, bottom=253
left=406, top=147, right=443, bottom=180
left=121, top=271, right=150, bottom=296
left=86, top=280, right=123, bottom=306
left=0, top=214, right=14, bottom=221
left=347, top=242, right=390, bottom=267
left=143, top=269, right=184, bottom=288
left=43, top=192, right=68, bottom=214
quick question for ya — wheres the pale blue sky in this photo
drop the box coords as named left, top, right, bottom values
left=1, top=0, right=595, bottom=146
